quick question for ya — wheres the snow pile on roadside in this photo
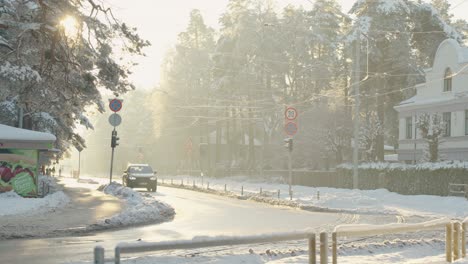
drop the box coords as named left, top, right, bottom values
left=0, top=175, right=69, bottom=217
left=161, top=175, right=468, bottom=218
left=95, top=182, right=175, bottom=228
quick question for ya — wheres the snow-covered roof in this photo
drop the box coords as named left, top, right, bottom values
left=394, top=94, right=459, bottom=111
left=434, top=39, right=468, bottom=65
left=0, top=124, right=56, bottom=143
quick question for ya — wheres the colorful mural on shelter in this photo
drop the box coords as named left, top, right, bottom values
left=0, top=149, right=38, bottom=197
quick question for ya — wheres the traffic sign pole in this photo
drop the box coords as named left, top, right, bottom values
left=109, top=128, right=115, bottom=184
left=284, top=106, right=298, bottom=200
left=108, top=98, right=123, bottom=184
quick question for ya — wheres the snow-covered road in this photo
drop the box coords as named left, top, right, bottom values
left=0, top=186, right=361, bottom=264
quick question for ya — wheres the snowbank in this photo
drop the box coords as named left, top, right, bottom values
left=92, top=182, right=175, bottom=228
left=0, top=175, right=69, bottom=217
left=161, top=175, right=468, bottom=218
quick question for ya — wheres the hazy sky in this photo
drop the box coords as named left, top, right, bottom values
left=108, top=0, right=468, bottom=90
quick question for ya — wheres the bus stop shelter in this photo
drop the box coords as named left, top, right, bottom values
left=0, top=124, right=56, bottom=197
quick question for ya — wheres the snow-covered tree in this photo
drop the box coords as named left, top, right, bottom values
left=359, top=112, right=383, bottom=162
left=0, top=0, right=149, bottom=156
left=417, top=113, right=445, bottom=162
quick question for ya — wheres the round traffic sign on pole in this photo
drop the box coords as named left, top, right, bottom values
left=109, top=99, right=123, bottom=112
left=284, top=121, right=298, bottom=136
left=285, top=107, right=298, bottom=121
left=109, top=113, right=122, bottom=127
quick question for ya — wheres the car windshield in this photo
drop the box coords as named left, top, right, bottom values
left=128, top=166, right=153, bottom=174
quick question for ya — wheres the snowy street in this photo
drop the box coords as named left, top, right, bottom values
left=0, top=177, right=458, bottom=264
left=0, top=185, right=356, bottom=264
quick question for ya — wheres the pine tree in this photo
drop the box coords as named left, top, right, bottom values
left=0, top=0, right=149, bottom=156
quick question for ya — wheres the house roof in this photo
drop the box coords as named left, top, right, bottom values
left=394, top=94, right=457, bottom=111
left=0, top=124, right=56, bottom=150
left=435, top=39, right=468, bottom=64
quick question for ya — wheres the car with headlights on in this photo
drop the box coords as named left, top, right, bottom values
left=122, top=164, right=157, bottom=192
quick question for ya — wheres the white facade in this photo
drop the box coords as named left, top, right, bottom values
left=394, top=39, right=468, bottom=162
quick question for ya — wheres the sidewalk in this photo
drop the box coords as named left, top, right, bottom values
left=0, top=177, right=124, bottom=239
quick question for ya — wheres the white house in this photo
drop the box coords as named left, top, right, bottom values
left=394, top=39, right=468, bottom=162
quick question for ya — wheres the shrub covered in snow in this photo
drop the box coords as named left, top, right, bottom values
left=337, top=161, right=468, bottom=196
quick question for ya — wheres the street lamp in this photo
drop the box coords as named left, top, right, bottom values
left=351, top=26, right=370, bottom=190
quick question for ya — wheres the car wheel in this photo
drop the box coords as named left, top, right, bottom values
left=146, top=187, right=151, bottom=192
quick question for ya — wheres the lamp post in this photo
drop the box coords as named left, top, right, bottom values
left=352, top=26, right=369, bottom=190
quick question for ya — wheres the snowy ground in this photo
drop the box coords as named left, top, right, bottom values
left=92, top=181, right=175, bottom=229
left=0, top=175, right=69, bottom=217
left=160, top=175, right=468, bottom=220
left=0, top=175, right=174, bottom=238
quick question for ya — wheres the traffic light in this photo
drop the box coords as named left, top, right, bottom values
left=111, top=130, right=119, bottom=148
left=284, top=138, right=293, bottom=152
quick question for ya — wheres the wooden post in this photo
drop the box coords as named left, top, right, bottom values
left=447, top=223, right=453, bottom=263
left=454, top=222, right=460, bottom=260
left=320, top=232, right=328, bottom=264
left=309, top=234, right=316, bottom=264
left=462, top=222, right=466, bottom=258
left=332, top=232, right=337, bottom=264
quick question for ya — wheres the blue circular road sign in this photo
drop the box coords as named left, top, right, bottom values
left=109, top=99, right=123, bottom=112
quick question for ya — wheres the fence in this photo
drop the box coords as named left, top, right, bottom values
left=94, top=231, right=317, bottom=264
left=159, top=177, right=285, bottom=200
left=331, top=218, right=465, bottom=263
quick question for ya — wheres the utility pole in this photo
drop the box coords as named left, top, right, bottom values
left=352, top=28, right=361, bottom=190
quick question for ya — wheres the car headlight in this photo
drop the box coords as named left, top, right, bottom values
left=150, top=177, right=157, bottom=180
left=129, top=176, right=136, bottom=180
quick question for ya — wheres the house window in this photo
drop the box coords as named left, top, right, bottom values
left=443, top=112, right=451, bottom=137
left=465, top=110, right=468, bottom=135
left=406, top=117, right=412, bottom=139
left=444, top=68, right=452, bottom=92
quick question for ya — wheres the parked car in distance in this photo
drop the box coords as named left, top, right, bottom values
left=122, top=164, right=157, bottom=192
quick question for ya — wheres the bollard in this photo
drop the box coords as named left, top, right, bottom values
left=308, top=234, right=316, bottom=264
left=447, top=223, right=453, bottom=263
left=332, top=232, right=337, bottom=264
left=317, top=191, right=320, bottom=201
left=193, top=180, right=195, bottom=188
left=181, top=179, right=184, bottom=186
left=278, top=189, right=280, bottom=199
left=260, top=187, right=262, bottom=195
left=290, top=190, right=293, bottom=201
left=207, top=182, right=210, bottom=189
left=241, top=186, right=244, bottom=196
left=94, top=246, right=104, bottom=264
left=224, top=184, right=227, bottom=192
left=462, top=222, right=467, bottom=258
left=115, top=246, right=121, bottom=264
left=320, top=232, right=328, bottom=264
left=171, top=179, right=173, bottom=185
left=454, top=222, right=460, bottom=260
